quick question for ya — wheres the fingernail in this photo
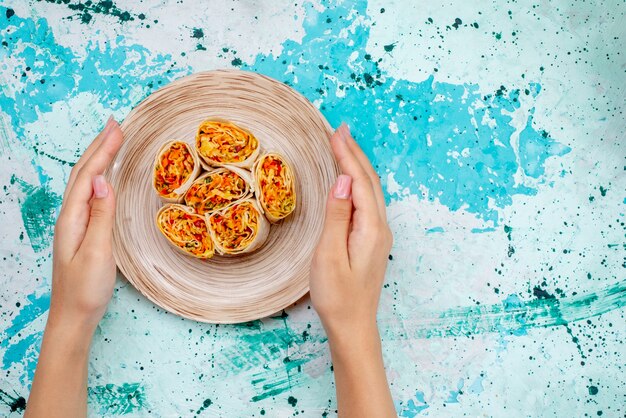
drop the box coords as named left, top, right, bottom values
left=340, top=123, right=351, bottom=140
left=93, top=175, right=109, bottom=198
left=102, top=115, right=115, bottom=137
left=333, top=174, right=352, bottom=199
left=334, top=124, right=347, bottom=142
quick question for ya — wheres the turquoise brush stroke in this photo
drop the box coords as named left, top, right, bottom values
left=0, top=7, right=188, bottom=146
left=399, top=391, right=429, bottom=417
left=2, top=332, right=42, bottom=387
left=378, top=279, right=626, bottom=339
left=220, top=280, right=625, bottom=403
left=445, top=379, right=464, bottom=403
left=518, top=112, right=571, bottom=178
left=471, top=227, right=496, bottom=233
left=245, top=0, right=571, bottom=223
left=426, top=226, right=444, bottom=234
left=11, top=176, right=62, bottom=253
left=1, top=293, right=50, bottom=338
left=88, top=383, right=146, bottom=415
left=1, top=293, right=50, bottom=386
left=216, top=318, right=325, bottom=402
left=1, top=2, right=569, bottom=224
left=217, top=280, right=625, bottom=403
left=468, top=375, right=485, bottom=394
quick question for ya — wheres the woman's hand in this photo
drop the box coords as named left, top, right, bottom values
left=26, top=117, right=123, bottom=418
left=49, top=116, right=122, bottom=330
left=310, top=124, right=395, bottom=418
left=311, top=123, right=392, bottom=338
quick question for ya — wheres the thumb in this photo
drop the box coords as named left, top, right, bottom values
left=82, top=175, right=116, bottom=252
left=317, top=174, right=353, bottom=257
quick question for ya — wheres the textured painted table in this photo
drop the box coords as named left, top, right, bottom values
left=1, top=1, right=624, bottom=416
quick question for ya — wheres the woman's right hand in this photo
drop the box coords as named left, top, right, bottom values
left=310, top=123, right=395, bottom=418
left=310, top=123, right=392, bottom=339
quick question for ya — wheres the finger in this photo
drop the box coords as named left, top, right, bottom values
left=338, top=124, right=387, bottom=221
left=79, top=175, right=116, bottom=259
left=63, top=116, right=115, bottom=202
left=317, top=174, right=353, bottom=263
left=59, top=122, right=123, bottom=254
left=62, top=121, right=122, bottom=218
left=329, top=127, right=379, bottom=221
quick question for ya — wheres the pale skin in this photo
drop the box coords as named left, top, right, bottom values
left=25, top=120, right=395, bottom=418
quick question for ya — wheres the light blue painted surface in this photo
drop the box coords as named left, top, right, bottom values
left=0, top=0, right=624, bottom=416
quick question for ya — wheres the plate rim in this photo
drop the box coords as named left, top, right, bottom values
left=107, top=69, right=337, bottom=323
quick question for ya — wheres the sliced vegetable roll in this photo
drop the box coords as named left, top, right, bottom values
left=184, top=168, right=251, bottom=215
left=153, top=141, right=200, bottom=202
left=253, top=153, right=297, bottom=223
left=195, top=119, right=260, bottom=169
left=156, top=204, right=214, bottom=259
left=207, top=198, right=269, bottom=255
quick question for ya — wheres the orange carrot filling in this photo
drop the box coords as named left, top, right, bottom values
left=154, top=142, right=195, bottom=198
left=157, top=206, right=213, bottom=258
left=259, top=156, right=295, bottom=218
left=196, top=121, right=258, bottom=164
left=209, top=202, right=259, bottom=251
left=185, top=171, right=247, bottom=215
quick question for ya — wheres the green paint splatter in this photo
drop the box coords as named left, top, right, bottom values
left=215, top=318, right=326, bottom=402
left=250, top=357, right=309, bottom=402
left=12, top=176, right=61, bottom=253
left=378, top=279, right=626, bottom=339
left=0, top=388, right=26, bottom=413
left=231, top=58, right=243, bottom=66
left=383, top=43, right=396, bottom=52
left=504, top=225, right=515, bottom=256
left=287, top=396, right=298, bottom=407
left=232, top=320, right=263, bottom=331
left=196, top=398, right=212, bottom=415
left=35, top=0, right=138, bottom=24
left=237, top=279, right=625, bottom=407
left=599, top=186, right=607, bottom=196
left=192, top=28, right=204, bottom=38
left=88, top=383, right=146, bottom=415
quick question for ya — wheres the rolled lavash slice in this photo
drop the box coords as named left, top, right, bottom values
left=252, top=152, right=297, bottom=223
left=195, top=119, right=260, bottom=169
left=156, top=204, right=214, bottom=259
left=207, top=198, right=270, bottom=255
left=183, top=167, right=252, bottom=216
left=152, top=140, right=201, bottom=202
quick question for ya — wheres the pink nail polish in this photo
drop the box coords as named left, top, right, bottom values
left=333, top=174, right=352, bottom=199
left=102, top=115, right=115, bottom=137
left=332, top=124, right=345, bottom=142
left=343, top=124, right=353, bottom=141
left=93, top=175, right=108, bottom=198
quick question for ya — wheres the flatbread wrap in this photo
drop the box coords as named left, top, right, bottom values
left=153, top=141, right=200, bottom=202
left=156, top=204, right=214, bottom=259
left=253, top=153, right=297, bottom=223
left=207, top=198, right=269, bottom=255
left=184, top=168, right=251, bottom=215
left=195, top=119, right=260, bottom=169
